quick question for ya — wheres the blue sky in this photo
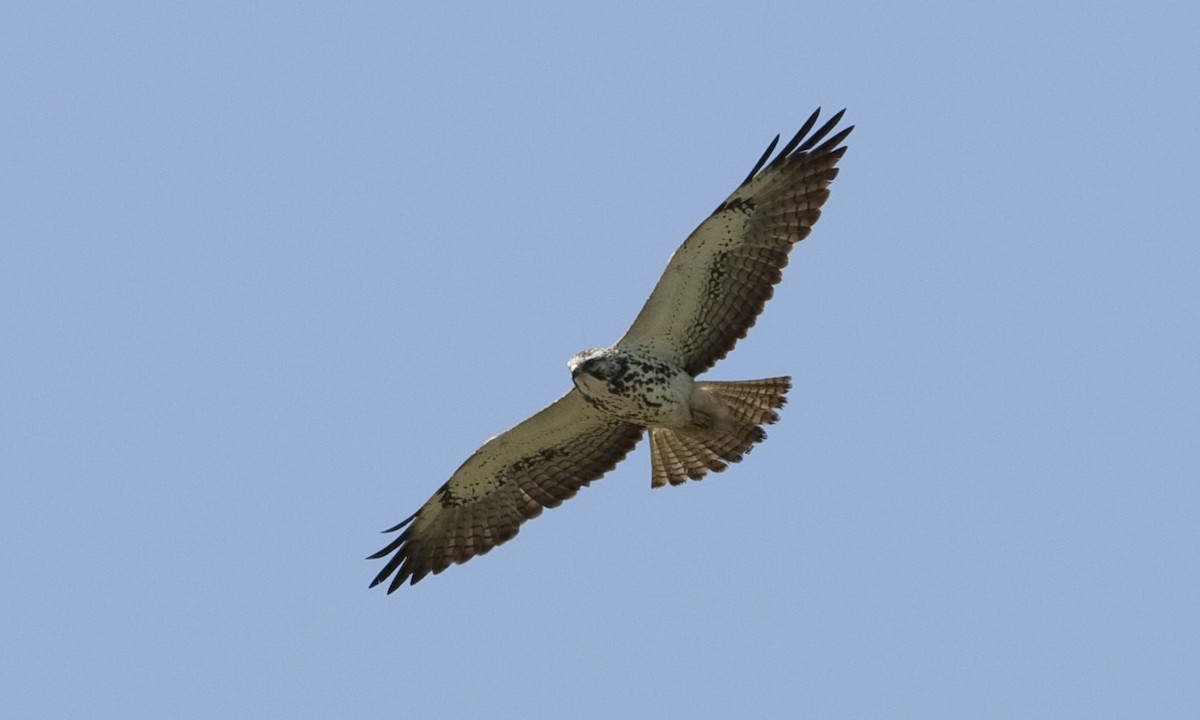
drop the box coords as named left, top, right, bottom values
left=3, top=2, right=1198, bottom=717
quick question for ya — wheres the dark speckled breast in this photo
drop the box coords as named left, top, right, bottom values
left=571, top=347, right=691, bottom=427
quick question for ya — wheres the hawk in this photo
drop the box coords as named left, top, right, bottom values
left=370, top=109, right=852, bottom=590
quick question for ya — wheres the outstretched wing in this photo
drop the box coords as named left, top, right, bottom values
left=369, top=390, right=643, bottom=591
left=618, top=109, right=852, bottom=376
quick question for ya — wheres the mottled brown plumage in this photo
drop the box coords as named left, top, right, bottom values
left=371, top=109, right=851, bottom=591
left=368, top=392, right=641, bottom=590
left=619, top=109, right=851, bottom=375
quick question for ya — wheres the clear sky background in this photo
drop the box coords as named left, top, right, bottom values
left=3, top=2, right=1198, bottom=718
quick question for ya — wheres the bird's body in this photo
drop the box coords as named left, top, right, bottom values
left=568, top=346, right=695, bottom=428
left=370, top=108, right=852, bottom=590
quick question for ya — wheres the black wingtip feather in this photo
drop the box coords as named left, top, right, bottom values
left=740, top=134, right=780, bottom=188
left=370, top=542, right=412, bottom=589
left=380, top=512, right=418, bottom=534
left=367, top=511, right=420, bottom=592
left=766, top=108, right=822, bottom=173
left=794, top=109, right=844, bottom=154
left=811, top=124, right=854, bottom=157
left=740, top=108, right=851, bottom=189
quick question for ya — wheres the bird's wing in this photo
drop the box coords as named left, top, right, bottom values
left=369, top=390, right=643, bottom=591
left=618, top=109, right=852, bottom=376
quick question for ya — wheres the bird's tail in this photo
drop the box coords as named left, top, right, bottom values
left=648, top=376, right=791, bottom=488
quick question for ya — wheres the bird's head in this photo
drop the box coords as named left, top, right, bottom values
left=568, top=348, right=627, bottom=383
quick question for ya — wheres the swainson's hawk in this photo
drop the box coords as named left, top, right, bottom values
left=370, top=109, right=852, bottom=590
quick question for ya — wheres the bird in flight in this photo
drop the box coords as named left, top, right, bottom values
left=370, top=108, right=852, bottom=591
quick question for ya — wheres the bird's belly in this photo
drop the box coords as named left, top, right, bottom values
left=573, top=366, right=695, bottom=428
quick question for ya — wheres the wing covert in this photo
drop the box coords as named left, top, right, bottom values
left=368, top=390, right=643, bottom=591
left=619, top=109, right=852, bottom=375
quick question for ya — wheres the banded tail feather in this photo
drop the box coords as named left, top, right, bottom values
left=649, top=376, right=791, bottom=488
